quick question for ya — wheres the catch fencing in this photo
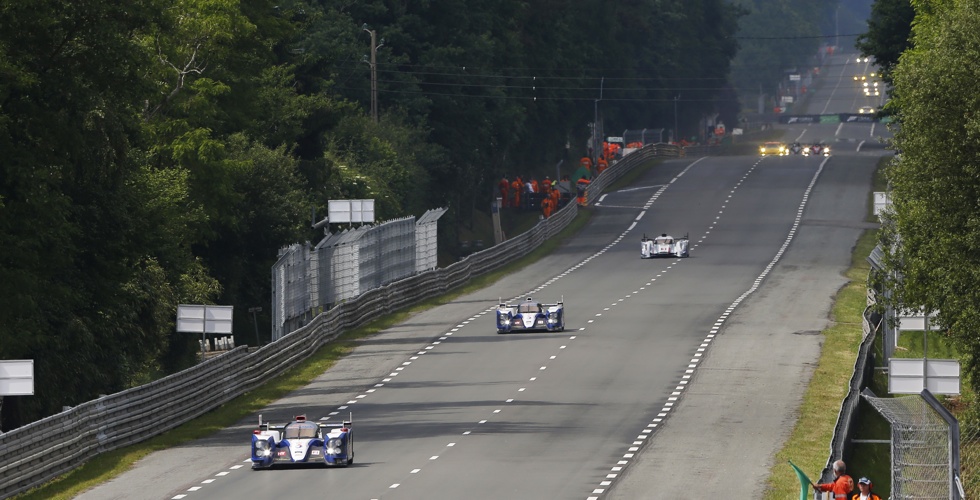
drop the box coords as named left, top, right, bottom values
left=862, top=389, right=961, bottom=500
left=962, top=420, right=980, bottom=498
left=273, top=209, right=446, bottom=340
left=0, top=142, right=683, bottom=499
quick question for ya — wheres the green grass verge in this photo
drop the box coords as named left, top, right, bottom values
left=13, top=193, right=600, bottom=500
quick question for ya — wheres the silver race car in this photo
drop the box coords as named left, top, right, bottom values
left=251, top=414, right=354, bottom=469
left=496, top=297, right=565, bottom=333
left=641, top=233, right=689, bottom=258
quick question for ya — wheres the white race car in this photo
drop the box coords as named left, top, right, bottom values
left=641, top=233, right=689, bottom=258
left=496, top=297, right=565, bottom=333
left=251, top=414, right=353, bottom=469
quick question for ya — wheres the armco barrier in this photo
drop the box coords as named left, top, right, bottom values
left=817, top=275, right=882, bottom=485
left=0, top=143, right=679, bottom=498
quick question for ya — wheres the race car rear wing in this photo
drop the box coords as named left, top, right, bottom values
left=499, top=296, right=564, bottom=308
left=318, top=412, right=353, bottom=431
left=255, top=413, right=350, bottom=432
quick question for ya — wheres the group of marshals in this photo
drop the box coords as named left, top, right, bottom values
left=815, top=460, right=882, bottom=500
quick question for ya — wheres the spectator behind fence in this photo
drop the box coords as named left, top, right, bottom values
left=851, top=477, right=881, bottom=500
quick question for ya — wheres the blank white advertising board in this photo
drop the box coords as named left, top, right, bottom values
left=328, top=199, right=375, bottom=224
left=0, top=359, right=35, bottom=396
left=177, top=305, right=234, bottom=334
left=889, top=358, right=960, bottom=395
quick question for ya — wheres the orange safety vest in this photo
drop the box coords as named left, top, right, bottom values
left=818, top=475, right=854, bottom=500
left=851, top=494, right=881, bottom=500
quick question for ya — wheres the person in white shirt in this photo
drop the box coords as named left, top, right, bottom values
left=852, top=477, right=881, bottom=500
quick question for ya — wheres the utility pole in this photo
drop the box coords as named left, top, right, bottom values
left=249, top=306, right=262, bottom=346
left=673, top=95, right=680, bottom=143
left=362, top=24, right=383, bottom=123
left=593, top=77, right=604, bottom=165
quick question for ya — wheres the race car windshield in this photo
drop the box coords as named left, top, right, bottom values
left=518, top=303, right=539, bottom=313
left=284, top=422, right=319, bottom=439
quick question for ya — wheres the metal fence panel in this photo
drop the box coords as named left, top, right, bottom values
left=271, top=243, right=312, bottom=341
left=416, top=208, right=446, bottom=273
left=863, top=392, right=953, bottom=499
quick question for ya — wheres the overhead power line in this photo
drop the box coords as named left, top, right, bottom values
left=734, top=33, right=863, bottom=40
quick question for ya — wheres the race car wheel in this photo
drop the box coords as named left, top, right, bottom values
left=347, top=437, right=354, bottom=466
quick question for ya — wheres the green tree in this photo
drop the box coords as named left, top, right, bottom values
left=856, top=0, right=914, bottom=83
left=0, top=0, right=223, bottom=427
left=881, top=0, right=980, bottom=385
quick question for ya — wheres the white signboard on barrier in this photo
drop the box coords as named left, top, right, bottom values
left=328, top=199, right=375, bottom=224
left=0, top=359, right=34, bottom=396
left=177, top=305, right=234, bottom=334
left=874, top=192, right=891, bottom=217
left=889, top=358, right=960, bottom=395
left=896, top=311, right=938, bottom=332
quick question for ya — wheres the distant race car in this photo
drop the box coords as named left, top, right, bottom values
left=641, top=233, right=689, bottom=258
left=803, top=143, right=831, bottom=157
left=858, top=106, right=876, bottom=114
left=759, top=142, right=787, bottom=156
left=496, top=297, right=564, bottom=333
left=251, top=414, right=353, bottom=469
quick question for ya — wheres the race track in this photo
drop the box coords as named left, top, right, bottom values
left=75, top=51, right=888, bottom=500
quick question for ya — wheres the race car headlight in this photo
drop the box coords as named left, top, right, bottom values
left=327, top=438, right=344, bottom=454
left=254, top=440, right=269, bottom=450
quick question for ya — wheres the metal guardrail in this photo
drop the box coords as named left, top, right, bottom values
left=818, top=273, right=883, bottom=484
left=0, top=143, right=679, bottom=498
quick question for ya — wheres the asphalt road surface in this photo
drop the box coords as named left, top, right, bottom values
left=75, top=52, right=888, bottom=500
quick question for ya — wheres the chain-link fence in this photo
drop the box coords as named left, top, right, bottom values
left=959, top=415, right=979, bottom=497
left=862, top=390, right=960, bottom=499
left=272, top=209, right=446, bottom=340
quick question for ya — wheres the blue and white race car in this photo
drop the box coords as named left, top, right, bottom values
left=496, top=297, right=564, bottom=333
left=641, top=233, right=689, bottom=258
left=251, top=414, right=353, bottom=469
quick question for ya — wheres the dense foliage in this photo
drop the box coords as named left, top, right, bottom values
left=1, top=0, right=837, bottom=429
left=879, top=0, right=980, bottom=388
left=855, top=0, right=914, bottom=84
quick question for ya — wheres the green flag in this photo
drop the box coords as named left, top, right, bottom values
left=789, top=460, right=814, bottom=500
